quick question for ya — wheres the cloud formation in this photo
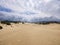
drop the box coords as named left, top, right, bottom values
left=0, top=0, right=60, bottom=22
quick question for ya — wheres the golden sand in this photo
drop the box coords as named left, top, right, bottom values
left=0, top=23, right=60, bottom=45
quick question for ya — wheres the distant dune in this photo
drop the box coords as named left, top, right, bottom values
left=0, top=23, right=60, bottom=45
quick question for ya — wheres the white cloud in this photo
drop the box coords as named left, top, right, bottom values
left=44, top=0, right=51, bottom=3
left=0, top=0, right=60, bottom=21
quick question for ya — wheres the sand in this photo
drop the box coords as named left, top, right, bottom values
left=0, top=23, right=60, bottom=45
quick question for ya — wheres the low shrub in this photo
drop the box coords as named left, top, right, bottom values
left=0, top=26, right=3, bottom=29
left=1, top=21, right=11, bottom=25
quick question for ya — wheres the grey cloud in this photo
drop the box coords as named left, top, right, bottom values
left=34, top=0, right=60, bottom=16
left=0, top=0, right=60, bottom=22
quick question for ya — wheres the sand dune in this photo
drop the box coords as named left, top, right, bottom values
left=0, top=23, right=60, bottom=45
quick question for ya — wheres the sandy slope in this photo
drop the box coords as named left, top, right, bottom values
left=0, top=23, right=60, bottom=45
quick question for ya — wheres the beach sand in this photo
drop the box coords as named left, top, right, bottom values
left=0, top=23, right=60, bottom=45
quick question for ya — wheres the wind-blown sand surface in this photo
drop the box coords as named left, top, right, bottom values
left=0, top=23, right=60, bottom=45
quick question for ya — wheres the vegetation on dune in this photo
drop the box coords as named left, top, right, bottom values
left=21, top=22, right=25, bottom=24
left=0, top=20, right=22, bottom=25
left=34, top=21, right=60, bottom=25
left=0, top=21, right=11, bottom=25
left=0, top=26, right=3, bottom=29
left=0, top=20, right=60, bottom=25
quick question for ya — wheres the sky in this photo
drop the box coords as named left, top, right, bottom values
left=0, top=0, right=60, bottom=22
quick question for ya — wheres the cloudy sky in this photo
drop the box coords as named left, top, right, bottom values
left=0, top=0, right=60, bottom=22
